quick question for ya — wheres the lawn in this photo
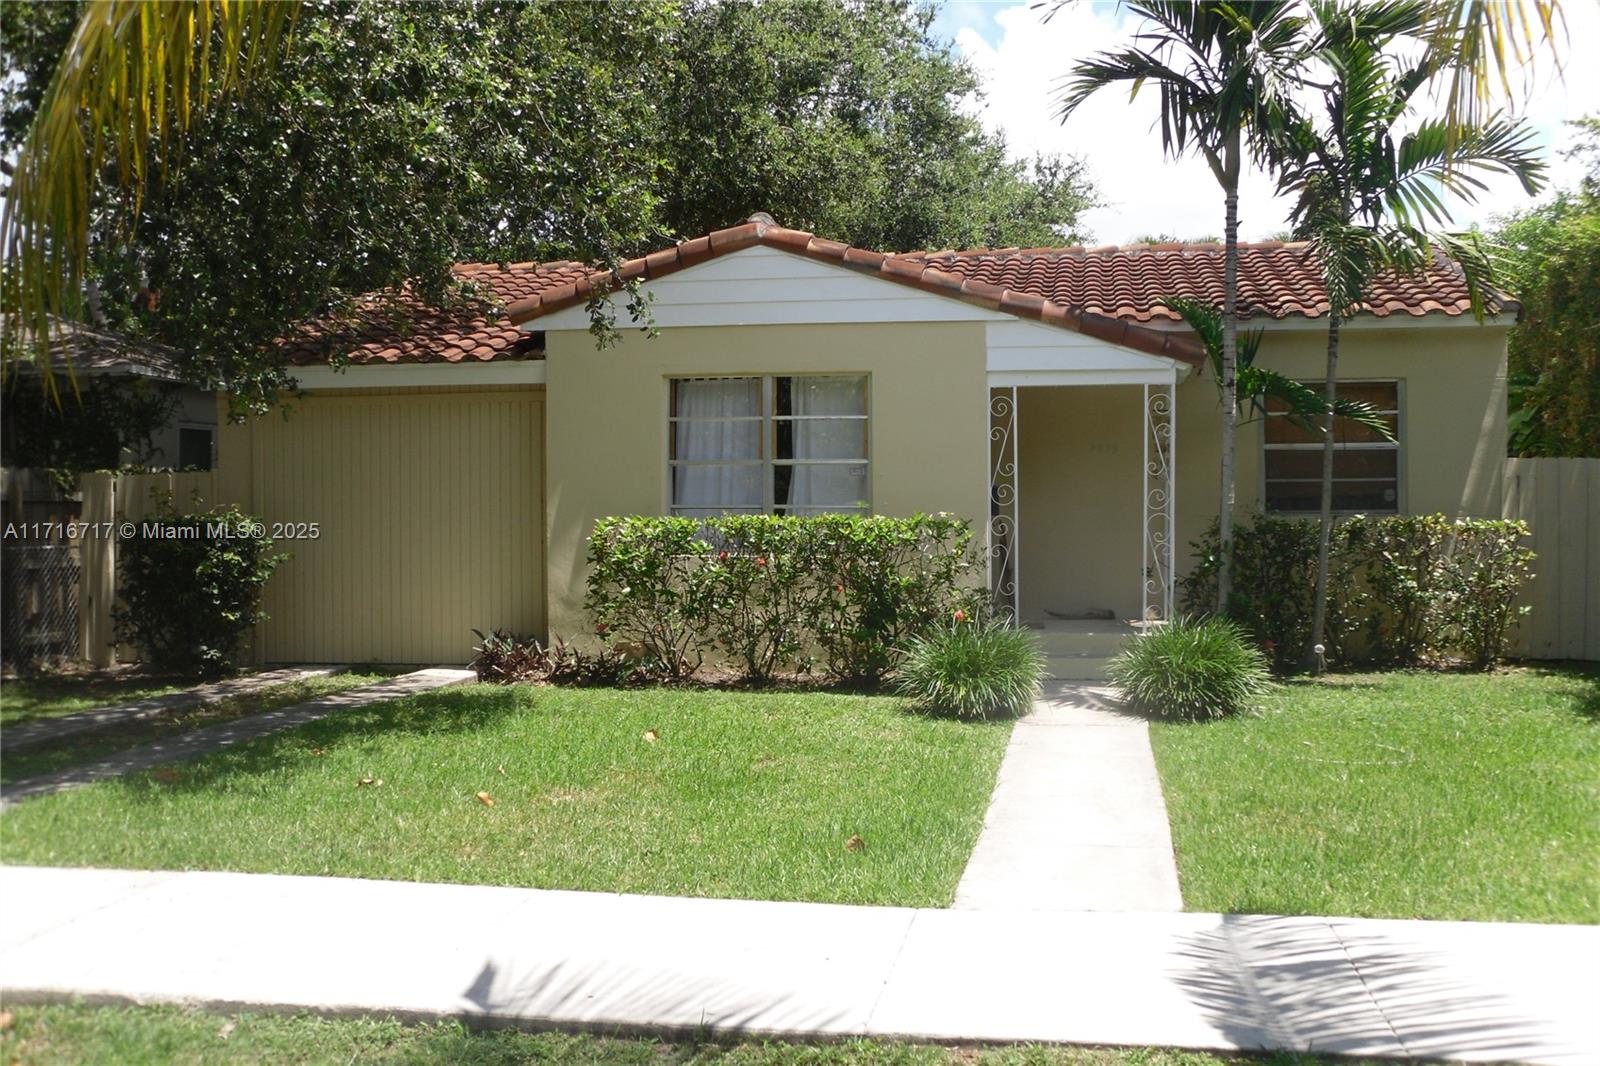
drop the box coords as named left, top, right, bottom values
left=0, top=672, right=194, bottom=727
left=0, top=671, right=391, bottom=785
left=0, top=684, right=1011, bottom=907
left=0, top=1005, right=1325, bottom=1066
left=1150, top=665, right=1600, bottom=924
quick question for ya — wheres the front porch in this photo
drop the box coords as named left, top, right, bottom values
left=988, top=379, right=1180, bottom=679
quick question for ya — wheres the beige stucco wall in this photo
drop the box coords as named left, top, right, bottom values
left=1017, top=321, right=1509, bottom=621
left=542, top=322, right=990, bottom=641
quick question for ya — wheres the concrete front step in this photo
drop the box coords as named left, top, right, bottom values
left=1042, top=653, right=1116, bottom=681
left=1031, top=626, right=1131, bottom=659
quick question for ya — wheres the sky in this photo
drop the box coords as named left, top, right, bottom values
left=929, top=0, right=1599, bottom=245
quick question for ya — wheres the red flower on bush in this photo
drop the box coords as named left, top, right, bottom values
left=717, top=550, right=728, bottom=561
left=836, top=583, right=845, bottom=594
left=755, top=557, right=767, bottom=567
left=953, top=609, right=967, bottom=622
left=595, top=622, right=608, bottom=635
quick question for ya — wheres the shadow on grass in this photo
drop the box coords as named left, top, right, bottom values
left=110, top=685, right=528, bottom=804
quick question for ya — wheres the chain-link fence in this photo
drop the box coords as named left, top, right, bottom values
left=2, top=544, right=82, bottom=666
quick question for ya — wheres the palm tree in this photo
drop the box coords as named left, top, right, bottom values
left=1274, top=0, right=1546, bottom=670
left=1165, top=296, right=1395, bottom=439
left=1057, top=2, right=1308, bottom=615
left=1, top=1, right=298, bottom=386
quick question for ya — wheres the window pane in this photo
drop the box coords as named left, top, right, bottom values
left=177, top=427, right=214, bottom=471
left=1265, top=448, right=1397, bottom=480
left=777, top=462, right=868, bottom=511
left=777, top=375, right=866, bottom=417
left=1264, top=477, right=1398, bottom=513
left=671, top=463, right=761, bottom=511
left=776, top=418, right=867, bottom=461
left=672, top=419, right=761, bottom=461
left=671, top=377, right=762, bottom=462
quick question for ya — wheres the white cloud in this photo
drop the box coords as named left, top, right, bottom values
left=951, top=1, right=1598, bottom=244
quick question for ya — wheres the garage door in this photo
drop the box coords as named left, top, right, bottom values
left=245, top=388, right=544, bottom=664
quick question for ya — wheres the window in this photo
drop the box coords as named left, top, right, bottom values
left=176, top=424, right=215, bottom=471
left=1263, top=381, right=1400, bottom=513
left=669, top=375, right=869, bottom=516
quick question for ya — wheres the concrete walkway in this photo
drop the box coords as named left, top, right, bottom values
left=955, top=681, right=1183, bottom=911
left=2, top=666, right=340, bottom=751
left=0, top=668, right=475, bottom=808
left=2, top=865, right=1595, bottom=1064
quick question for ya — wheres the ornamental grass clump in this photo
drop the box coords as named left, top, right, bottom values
left=895, top=617, right=1044, bottom=719
left=1108, top=617, right=1272, bottom=721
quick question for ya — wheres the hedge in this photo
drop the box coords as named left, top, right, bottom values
left=1181, top=513, right=1536, bottom=670
left=584, top=513, right=983, bottom=684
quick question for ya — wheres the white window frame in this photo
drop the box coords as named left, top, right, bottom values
left=1261, top=379, right=1403, bottom=515
left=665, top=374, right=871, bottom=516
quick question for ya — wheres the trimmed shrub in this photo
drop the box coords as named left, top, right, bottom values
left=583, top=517, right=717, bottom=680
left=1441, top=519, right=1537, bottom=670
left=584, top=513, right=980, bottom=685
left=1182, top=512, right=1535, bottom=670
left=1108, top=617, right=1272, bottom=721
left=113, top=504, right=286, bottom=674
left=895, top=617, right=1044, bottom=718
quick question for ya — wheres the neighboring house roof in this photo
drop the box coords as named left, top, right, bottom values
left=280, top=261, right=592, bottom=366
left=286, top=218, right=1509, bottom=368
left=1, top=315, right=183, bottom=381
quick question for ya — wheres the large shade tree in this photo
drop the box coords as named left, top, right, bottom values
left=1492, top=116, right=1600, bottom=459
left=2, top=0, right=1100, bottom=413
left=1275, top=0, right=1545, bottom=668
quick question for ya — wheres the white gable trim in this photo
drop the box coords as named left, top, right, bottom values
left=530, top=245, right=1012, bottom=331
left=530, top=245, right=1194, bottom=375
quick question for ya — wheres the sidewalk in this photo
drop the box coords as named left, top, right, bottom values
left=2, top=667, right=339, bottom=751
left=2, top=865, right=1595, bottom=1063
left=0, top=668, right=475, bottom=808
left=955, top=682, right=1183, bottom=911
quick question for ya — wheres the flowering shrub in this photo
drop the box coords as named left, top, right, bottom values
left=1181, top=513, right=1535, bottom=670
left=584, top=514, right=981, bottom=684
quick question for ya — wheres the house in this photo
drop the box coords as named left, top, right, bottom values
left=1, top=317, right=218, bottom=472
left=218, top=215, right=1511, bottom=666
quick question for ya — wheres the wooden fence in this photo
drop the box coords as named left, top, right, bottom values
left=76, top=470, right=220, bottom=667
left=1504, top=457, right=1600, bottom=662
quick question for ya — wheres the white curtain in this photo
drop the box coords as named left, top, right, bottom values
left=673, top=378, right=760, bottom=512
left=784, top=376, right=865, bottom=510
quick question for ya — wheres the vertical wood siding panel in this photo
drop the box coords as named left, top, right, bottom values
left=237, top=388, right=544, bottom=664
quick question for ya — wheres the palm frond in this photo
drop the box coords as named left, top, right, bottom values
left=1, top=0, right=298, bottom=387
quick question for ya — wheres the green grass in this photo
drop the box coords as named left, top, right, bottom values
left=0, top=684, right=1011, bottom=907
left=0, top=671, right=391, bottom=785
left=0, top=673, right=194, bottom=727
left=0, top=1004, right=1339, bottom=1066
left=1150, top=665, right=1600, bottom=924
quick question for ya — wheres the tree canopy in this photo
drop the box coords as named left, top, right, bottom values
left=1491, top=117, right=1600, bottom=458
left=0, top=0, right=1098, bottom=409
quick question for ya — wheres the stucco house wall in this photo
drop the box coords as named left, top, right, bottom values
left=542, top=320, right=991, bottom=641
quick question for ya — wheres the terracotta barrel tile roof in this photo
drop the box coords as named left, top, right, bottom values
left=899, top=241, right=1513, bottom=323
left=280, top=261, right=591, bottom=366
left=285, top=220, right=1509, bottom=368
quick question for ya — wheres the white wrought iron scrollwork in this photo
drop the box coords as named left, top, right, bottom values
left=989, top=388, right=1020, bottom=620
left=1142, top=381, right=1177, bottom=623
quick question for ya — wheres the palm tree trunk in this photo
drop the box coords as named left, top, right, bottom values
left=1217, top=170, right=1240, bottom=616
left=1308, top=309, right=1341, bottom=671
